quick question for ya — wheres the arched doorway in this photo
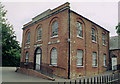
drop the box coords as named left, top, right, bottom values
left=34, top=47, right=42, bottom=70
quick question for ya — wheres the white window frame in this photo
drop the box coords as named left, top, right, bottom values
left=103, top=54, right=106, bottom=66
left=26, top=32, right=30, bottom=44
left=77, top=21, right=83, bottom=38
left=92, top=52, right=97, bottom=67
left=102, top=33, right=105, bottom=45
left=37, top=28, right=42, bottom=41
left=52, top=21, right=58, bottom=37
left=77, top=50, right=83, bottom=67
left=25, top=52, right=29, bottom=63
left=91, top=28, right=96, bottom=42
left=51, top=48, right=57, bottom=66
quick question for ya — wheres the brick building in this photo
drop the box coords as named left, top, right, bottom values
left=110, top=35, right=120, bottom=70
left=20, top=2, right=109, bottom=79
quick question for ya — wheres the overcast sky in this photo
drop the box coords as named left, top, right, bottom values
left=2, top=0, right=119, bottom=45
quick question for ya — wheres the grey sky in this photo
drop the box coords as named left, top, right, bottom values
left=2, top=1, right=119, bottom=45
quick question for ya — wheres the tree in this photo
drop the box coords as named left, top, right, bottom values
left=1, top=3, right=21, bottom=67
left=116, top=22, right=120, bottom=35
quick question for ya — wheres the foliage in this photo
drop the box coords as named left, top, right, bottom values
left=1, top=3, right=21, bottom=67
left=116, top=22, right=120, bottom=35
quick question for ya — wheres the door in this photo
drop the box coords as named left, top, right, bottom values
left=112, top=57, right=117, bottom=70
left=35, top=48, right=42, bottom=70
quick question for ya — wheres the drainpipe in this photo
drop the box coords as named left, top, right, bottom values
left=84, top=24, right=87, bottom=75
left=97, top=29, right=99, bottom=74
left=108, top=32, right=110, bottom=70
left=68, top=9, right=71, bottom=79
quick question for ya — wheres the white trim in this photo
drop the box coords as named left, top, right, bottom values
left=77, top=35, right=83, bottom=39
left=103, top=43, right=106, bottom=46
left=77, top=65, right=84, bottom=68
left=48, top=40, right=60, bottom=44
left=24, top=46, right=30, bottom=49
left=51, top=35, right=58, bottom=38
left=26, top=42, right=30, bottom=44
left=92, top=65, right=98, bottom=67
left=92, top=40, right=97, bottom=43
left=37, top=40, right=42, bottom=42
left=103, top=66, right=107, bottom=67
left=49, top=64, right=57, bottom=67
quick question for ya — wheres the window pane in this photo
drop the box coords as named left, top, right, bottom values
left=103, top=54, right=106, bottom=66
left=52, top=21, right=58, bottom=36
left=102, top=34, right=105, bottom=45
left=38, top=28, right=42, bottom=40
left=77, top=50, right=83, bottom=66
left=77, top=22, right=83, bottom=37
left=27, top=32, right=30, bottom=43
left=51, top=48, right=57, bottom=65
left=25, top=52, right=29, bottom=63
left=91, top=28, right=96, bottom=41
left=92, top=52, right=97, bottom=66
left=36, top=48, right=41, bottom=54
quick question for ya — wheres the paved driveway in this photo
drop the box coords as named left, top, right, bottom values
left=2, top=67, right=71, bottom=83
left=2, top=67, right=53, bottom=82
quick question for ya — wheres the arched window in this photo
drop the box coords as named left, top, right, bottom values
left=37, top=28, right=42, bottom=41
left=25, top=52, right=29, bottom=63
left=52, top=21, right=58, bottom=37
left=77, top=21, right=83, bottom=37
left=51, top=48, right=57, bottom=65
left=26, top=32, right=30, bottom=44
left=91, top=28, right=96, bottom=42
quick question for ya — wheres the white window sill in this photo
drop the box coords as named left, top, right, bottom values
left=77, top=36, right=83, bottom=39
left=49, top=64, right=57, bottom=67
left=103, top=44, right=106, bottom=46
left=92, top=65, right=98, bottom=68
left=92, top=40, right=97, bottom=43
left=51, top=35, right=58, bottom=39
left=103, top=66, right=107, bottom=67
left=26, top=42, right=30, bottom=44
left=36, top=40, right=42, bottom=42
left=77, top=65, right=84, bottom=68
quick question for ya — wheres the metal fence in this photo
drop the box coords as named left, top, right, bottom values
left=57, top=73, right=120, bottom=84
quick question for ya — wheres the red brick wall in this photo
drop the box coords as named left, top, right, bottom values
left=70, top=11, right=109, bottom=78
left=21, top=9, right=70, bottom=78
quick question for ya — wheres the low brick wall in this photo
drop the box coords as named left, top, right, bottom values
left=17, top=68, right=55, bottom=81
